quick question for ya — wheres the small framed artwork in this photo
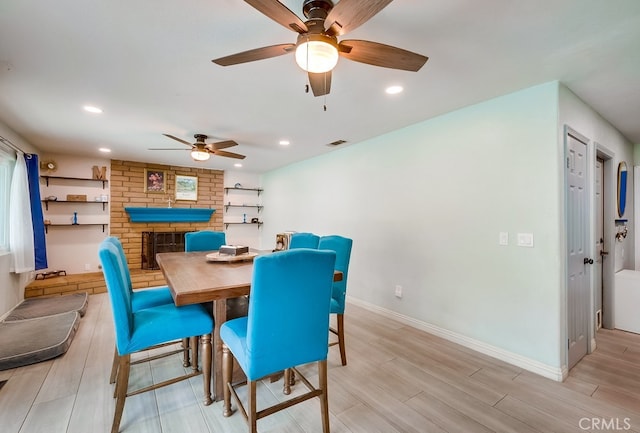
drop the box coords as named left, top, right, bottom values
left=144, top=169, right=166, bottom=193
left=176, top=175, right=198, bottom=201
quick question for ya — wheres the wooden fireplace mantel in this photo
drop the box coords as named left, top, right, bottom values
left=124, top=207, right=215, bottom=223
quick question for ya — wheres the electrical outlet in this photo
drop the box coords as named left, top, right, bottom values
left=394, top=285, right=403, bottom=298
left=84, top=263, right=91, bottom=271
left=517, top=233, right=534, bottom=247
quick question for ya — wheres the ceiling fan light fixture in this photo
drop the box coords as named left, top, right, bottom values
left=295, top=36, right=339, bottom=73
left=191, top=147, right=210, bottom=161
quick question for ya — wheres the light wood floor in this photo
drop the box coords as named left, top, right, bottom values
left=1, top=293, right=639, bottom=433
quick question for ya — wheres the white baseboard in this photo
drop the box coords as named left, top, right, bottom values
left=347, top=296, right=564, bottom=382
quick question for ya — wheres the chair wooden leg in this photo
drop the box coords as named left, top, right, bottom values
left=222, top=343, right=233, bottom=416
left=318, top=360, right=330, bottom=433
left=248, top=380, right=257, bottom=433
left=337, top=314, right=347, bottom=366
left=283, top=368, right=292, bottom=395
left=112, top=354, right=131, bottom=433
left=190, top=336, right=199, bottom=373
left=109, top=347, right=119, bottom=384
left=182, top=337, right=191, bottom=367
left=201, top=333, right=212, bottom=405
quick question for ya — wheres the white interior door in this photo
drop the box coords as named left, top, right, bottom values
left=566, top=131, right=590, bottom=369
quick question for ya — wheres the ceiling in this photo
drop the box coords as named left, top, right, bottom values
left=1, top=0, right=639, bottom=173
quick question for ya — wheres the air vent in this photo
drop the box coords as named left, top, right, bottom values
left=327, top=139, right=347, bottom=147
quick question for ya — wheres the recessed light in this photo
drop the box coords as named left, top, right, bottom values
left=385, top=85, right=403, bottom=95
left=83, top=105, right=103, bottom=114
left=234, top=163, right=242, bottom=168
left=98, top=147, right=111, bottom=153
left=279, top=140, right=290, bottom=146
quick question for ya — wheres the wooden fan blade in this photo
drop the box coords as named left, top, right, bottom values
left=338, top=39, right=428, bottom=71
left=325, top=0, right=393, bottom=36
left=245, top=0, right=308, bottom=33
left=212, top=44, right=295, bottom=66
left=209, top=140, right=238, bottom=150
left=214, top=150, right=246, bottom=160
left=308, top=71, right=332, bottom=97
left=162, top=133, right=192, bottom=146
left=148, top=148, right=189, bottom=151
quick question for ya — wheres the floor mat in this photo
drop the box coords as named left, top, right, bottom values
left=4, top=292, right=88, bottom=322
left=0, top=311, right=80, bottom=371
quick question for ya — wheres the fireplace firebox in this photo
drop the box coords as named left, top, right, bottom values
left=141, top=231, right=190, bottom=270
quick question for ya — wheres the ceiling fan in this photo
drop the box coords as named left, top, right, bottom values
left=149, top=134, right=246, bottom=161
left=212, top=0, right=428, bottom=97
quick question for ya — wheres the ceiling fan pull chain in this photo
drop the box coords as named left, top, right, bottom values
left=323, top=73, right=328, bottom=111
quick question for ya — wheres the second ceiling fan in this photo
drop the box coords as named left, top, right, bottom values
left=150, top=134, right=246, bottom=161
left=212, top=0, right=428, bottom=97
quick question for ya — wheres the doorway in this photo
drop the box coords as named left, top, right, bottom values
left=594, top=157, right=604, bottom=330
left=595, top=146, right=615, bottom=331
left=565, top=128, right=616, bottom=370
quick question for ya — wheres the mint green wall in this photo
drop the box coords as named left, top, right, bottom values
left=261, top=82, right=564, bottom=370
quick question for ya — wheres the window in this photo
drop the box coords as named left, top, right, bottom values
left=0, top=145, right=15, bottom=253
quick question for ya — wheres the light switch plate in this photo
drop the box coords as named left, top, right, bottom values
left=499, top=232, right=509, bottom=246
left=517, top=233, right=534, bottom=247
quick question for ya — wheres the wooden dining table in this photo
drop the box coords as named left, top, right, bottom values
left=155, top=250, right=342, bottom=403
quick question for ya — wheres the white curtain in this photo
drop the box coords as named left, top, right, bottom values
left=9, top=152, right=34, bottom=273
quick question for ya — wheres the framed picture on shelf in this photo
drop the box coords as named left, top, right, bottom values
left=176, top=175, right=198, bottom=201
left=144, top=169, right=166, bottom=193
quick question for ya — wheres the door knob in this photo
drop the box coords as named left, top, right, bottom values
left=584, top=257, right=594, bottom=265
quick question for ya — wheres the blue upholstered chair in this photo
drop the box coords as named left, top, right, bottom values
left=221, top=249, right=336, bottom=433
left=103, top=237, right=190, bottom=384
left=185, top=230, right=226, bottom=252
left=289, top=232, right=320, bottom=249
left=99, top=239, right=214, bottom=433
left=103, top=236, right=174, bottom=310
left=318, top=235, right=353, bottom=366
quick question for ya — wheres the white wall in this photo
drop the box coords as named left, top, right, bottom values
left=261, top=82, right=565, bottom=376
left=558, top=84, right=635, bottom=334
left=0, top=120, right=39, bottom=317
left=38, top=153, right=111, bottom=274
left=559, top=85, right=635, bottom=271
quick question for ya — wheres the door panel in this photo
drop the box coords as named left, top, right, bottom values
left=567, top=132, right=589, bottom=369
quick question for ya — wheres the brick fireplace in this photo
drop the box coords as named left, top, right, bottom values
left=109, top=160, right=225, bottom=269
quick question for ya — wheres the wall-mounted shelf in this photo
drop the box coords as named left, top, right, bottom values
left=224, top=186, right=263, bottom=195
left=224, top=222, right=263, bottom=229
left=42, top=200, right=108, bottom=211
left=41, top=175, right=110, bottom=235
left=44, top=223, right=107, bottom=233
left=224, top=187, right=264, bottom=230
left=41, top=175, right=108, bottom=188
left=224, top=204, right=263, bottom=212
